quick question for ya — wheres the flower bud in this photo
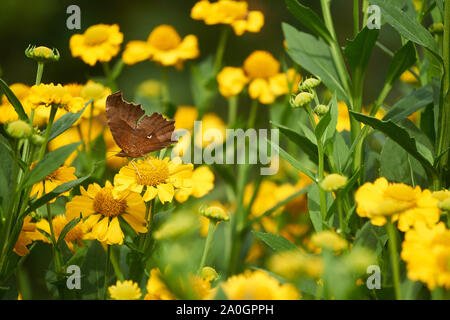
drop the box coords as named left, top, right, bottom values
left=291, top=92, right=314, bottom=108
left=202, top=206, right=229, bottom=223
left=5, top=120, right=33, bottom=139
left=136, top=79, right=162, bottom=98
left=201, top=266, right=219, bottom=281
left=439, top=198, right=450, bottom=212
left=320, top=173, right=348, bottom=191
left=314, top=104, right=329, bottom=116
left=429, top=23, right=444, bottom=34
left=25, top=45, right=60, bottom=63
left=299, top=77, right=321, bottom=91
left=31, top=134, right=45, bottom=145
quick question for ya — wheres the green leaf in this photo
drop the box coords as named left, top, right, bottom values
left=191, top=56, right=217, bottom=117
left=252, top=231, right=299, bottom=253
left=25, top=174, right=91, bottom=215
left=0, top=78, right=28, bottom=121
left=350, top=111, right=434, bottom=172
left=48, top=107, right=86, bottom=142
left=307, top=184, right=323, bottom=232
left=0, top=135, right=13, bottom=212
left=81, top=240, right=106, bottom=299
left=267, top=138, right=316, bottom=181
left=56, top=217, right=81, bottom=248
left=271, top=121, right=319, bottom=163
left=24, top=142, right=82, bottom=188
left=285, top=0, right=333, bottom=43
left=330, top=132, right=350, bottom=173
left=283, top=23, right=349, bottom=104
left=369, top=0, right=440, bottom=60
left=383, top=84, right=433, bottom=122
left=344, top=27, right=379, bottom=74
left=385, top=41, right=417, bottom=86
left=315, top=107, right=332, bottom=141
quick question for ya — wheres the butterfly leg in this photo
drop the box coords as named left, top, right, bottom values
left=145, top=156, right=155, bottom=169
left=130, top=159, right=143, bottom=179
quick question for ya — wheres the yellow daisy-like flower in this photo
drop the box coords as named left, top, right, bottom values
left=36, top=214, right=84, bottom=252
left=109, top=280, right=142, bottom=300
left=13, top=216, right=46, bottom=257
left=49, top=118, right=104, bottom=165
left=244, top=51, right=290, bottom=104
left=79, top=80, right=111, bottom=118
left=114, top=157, right=193, bottom=204
left=70, top=24, right=123, bottom=66
left=122, top=25, right=199, bottom=68
left=221, top=270, right=300, bottom=300
left=355, top=177, right=440, bottom=231
left=268, top=250, right=324, bottom=280
left=217, top=67, right=249, bottom=98
left=144, top=268, right=177, bottom=300
left=401, top=221, right=450, bottom=290
left=28, top=83, right=84, bottom=113
left=104, top=127, right=129, bottom=170
left=310, top=230, right=348, bottom=252
left=175, top=166, right=215, bottom=203
left=0, top=83, right=31, bottom=124
left=336, top=101, right=351, bottom=132
left=65, top=181, right=147, bottom=245
left=30, top=165, right=77, bottom=202
left=194, top=113, right=227, bottom=148
left=191, top=0, right=264, bottom=36
left=174, top=106, right=198, bottom=132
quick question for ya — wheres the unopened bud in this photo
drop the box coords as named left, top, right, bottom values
left=5, top=120, right=33, bottom=139
left=31, top=134, right=45, bottom=145
left=201, top=266, right=219, bottom=281
left=299, top=77, right=321, bottom=91
left=201, top=206, right=229, bottom=223
left=320, top=174, right=348, bottom=191
left=291, top=92, right=314, bottom=108
left=25, top=45, right=60, bottom=63
left=314, top=104, right=329, bottom=116
left=429, top=23, right=444, bottom=34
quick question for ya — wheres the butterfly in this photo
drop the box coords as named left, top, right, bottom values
left=106, top=91, right=177, bottom=158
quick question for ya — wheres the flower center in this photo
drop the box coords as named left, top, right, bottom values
left=147, top=25, right=181, bottom=51
left=84, top=25, right=110, bottom=46
left=134, top=159, right=169, bottom=186
left=243, top=51, right=280, bottom=79
left=93, top=187, right=127, bottom=217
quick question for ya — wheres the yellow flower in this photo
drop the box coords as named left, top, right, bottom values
left=401, top=221, right=450, bottom=290
left=355, top=177, right=440, bottom=230
left=336, top=101, right=351, bottom=132
left=432, top=190, right=450, bottom=211
left=70, top=24, right=123, bottom=66
left=28, top=83, right=84, bottom=113
left=310, top=230, right=348, bottom=252
left=122, top=25, right=199, bottom=68
left=30, top=165, right=77, bottom=203
left=0, top=83, right=30, bottom=124
left=217, top=67, right=249, bottom=98
left=65, top=181, right=147, bottom=245
left=114, top=157, right=193, bottom=204
left=194, top=113, right=227, bottom=148
left=36, top=214, right=84, bottom=252
left=175, top=166, right=215, bottom=202
left=268, top=250, right=324, bottom=280
left=221, top=270, right=300, bottom=300
left=136, top=79, right=162, bottom=98
left=79, top=80, right=111, bottom=118
left=13, top=216, right=46, bottom=256
left=400, top=67, right=419, bottom=84
left=191, top=0, right=264, bottom=36
left=174, top=106, right=198, bottom=131
left=320, top=174, right=347, bottom=191
left=48, top=118, right=104, bottom=165
left=144, top=268, right=177, bottom=300
left=109, top=280, right=142, bottom=300
left=243, top=51, right=289, bottom=104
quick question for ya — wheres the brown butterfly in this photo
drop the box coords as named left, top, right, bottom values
left=106, top=91, right=177, bottom=158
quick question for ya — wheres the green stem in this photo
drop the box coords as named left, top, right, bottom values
left=110, top=246, right=124, bottom=282
left=37, top=105, right=58, bottom=162
left=386, top=221, right=402, bottom=300
left=35, top=62, right=44, bottom=86
left=353, top=0, right=360, bottom=37
left=437, top=0, right=450, bottom=185
left=362, top=0, right=369, bottom=27
left=248, top=99, right=259, bottom=129
left=103, top=245, right=111, bottom=300
left=228, top=96, right=238, bottom=127
left=198, top=222, right=215, bottom=274
left=336, top=191, right=345, bottom=235
left=320, top=0, right=351, bottom=94
left=214, top=27, right=230, bottom=73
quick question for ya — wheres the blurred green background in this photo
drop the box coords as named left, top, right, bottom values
left=0, top=0, right=404, bottom=108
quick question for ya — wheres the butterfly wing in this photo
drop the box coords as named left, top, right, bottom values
left=106, top=91, right=177, bottom=158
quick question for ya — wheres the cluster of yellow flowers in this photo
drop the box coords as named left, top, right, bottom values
left=355, top=178, right=450, bottom=290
